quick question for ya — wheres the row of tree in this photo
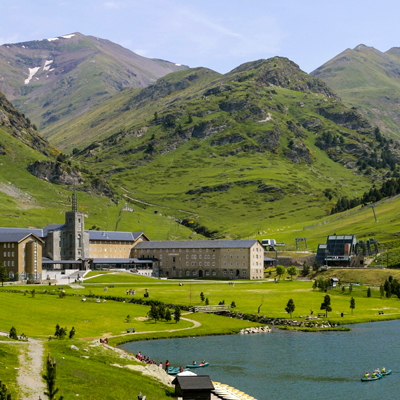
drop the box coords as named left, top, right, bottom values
left=147, top=303, right=181, bottom=323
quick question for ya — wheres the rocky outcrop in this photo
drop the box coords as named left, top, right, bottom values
left=285, top=142, right=312, bottom=164
left=210, top=133, right=245, bottom=146
left=28, top=161, right=83, bottom=185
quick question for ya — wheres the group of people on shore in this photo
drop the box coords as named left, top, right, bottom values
left=364, top=367, right=386, bottom=378
left=126, top=289, right=136, bottom=295
left=99, top=338, right=109, bottom=345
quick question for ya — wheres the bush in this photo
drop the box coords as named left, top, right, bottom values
left=9, top=326, right=18, bottom=340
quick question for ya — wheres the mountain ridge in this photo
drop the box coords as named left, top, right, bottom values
left=0, top=32, right=187, bottom=146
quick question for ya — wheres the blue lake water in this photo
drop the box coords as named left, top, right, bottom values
left=120, top=320, right=400, bottom=400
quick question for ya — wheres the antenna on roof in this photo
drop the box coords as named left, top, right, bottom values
left=72, top=185, right=77, bottom=212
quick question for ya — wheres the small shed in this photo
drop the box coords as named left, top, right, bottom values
left=172, top=375, right=214, bottom=400
left=331, top=278, right=339, bottom=287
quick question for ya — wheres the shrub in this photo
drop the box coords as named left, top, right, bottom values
left=9, top=326, right=18, bottom=340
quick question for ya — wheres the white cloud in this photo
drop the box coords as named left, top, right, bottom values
left=103, top=1, right=127, bottom=10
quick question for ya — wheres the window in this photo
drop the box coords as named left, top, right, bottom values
left=77, top=234, right=81, bottom=248
left=12, top=243, right=14, bottom=248
left=192, top=271, right=197, bottom=276
left=186, top=270, right=190, bottom=276
left=3, top=244, right=5, bottom=248
left=199, top=262, right=202, bottom=266
left=212, top=262, right=215, bottom=266
left=212, top=270, right=216, bottom=276
left=12, top=252, right=14, bottom=257
left=205, top=270, right=209, bottom=276
left=8, top=243, right=10, bottom=248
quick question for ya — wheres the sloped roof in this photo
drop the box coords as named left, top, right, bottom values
left=0, top=232, right=44, bottom=243
left=172, top=375, right=214, bottom=390
left=134, top=240, right=259, bottom=249
left=0, top=227, right=44, bottom=237
left=87, top=231, right=146, bottom=241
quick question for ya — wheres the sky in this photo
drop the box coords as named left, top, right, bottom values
left=1, top=0, right=400, bottom=74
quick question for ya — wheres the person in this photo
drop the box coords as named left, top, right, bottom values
left=310, top=310, right=314, bottom=315
left=372, top=371, right=376, bottom=378
left=179, top=366, right=184, bottom=372
left=201, top=360, right=206, bottom=365
left=364, top=372, right=369, bottom=379
left=375, top=368, right=381, bottom=375
left=159, top=362, right=163, bottom=369
left=382, top=367, right=386, bottom=373
left=165, top=360, right=170, bottom=372
left=192, top=360, right=196, bottom=365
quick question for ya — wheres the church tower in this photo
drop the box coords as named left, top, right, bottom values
left=61, top=190, right=89, bottom=260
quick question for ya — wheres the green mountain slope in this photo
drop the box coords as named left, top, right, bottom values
left=311, top=44, right=400, bottom=139
left=0, top=32, right=187, bottom=148
left=0, top=90, right=195, bottom=240
left=63, top=57, right=399, bottom=239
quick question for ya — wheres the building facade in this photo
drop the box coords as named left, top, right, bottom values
left=0, top=232, right=43, bottom=281
left=132, top=240, right=265, bottom=280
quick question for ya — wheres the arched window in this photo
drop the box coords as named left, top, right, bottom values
left=77, top=234, right=81, bottom=248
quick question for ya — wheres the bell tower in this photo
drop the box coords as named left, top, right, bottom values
left=61, top=189, right=89, bottom=260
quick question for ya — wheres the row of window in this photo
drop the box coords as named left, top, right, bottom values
left=160, top=261, right=216, bottom=267
left=224, top=255, right=246, bottom=259
left=166, top=270, right=247, bottom=277
left=92, top=241, right=132, bottom=245
left=3, top=252, right=14, bottom=258
left=3, top=243, right=15, bottom=248
left=93, top=247, right=129, bottom=253
left=3, top=260, right=14, bottom=267
left=139, top=248, right=217, bottom=253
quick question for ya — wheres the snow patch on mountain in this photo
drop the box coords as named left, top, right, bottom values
left=25, top=67, right=40, bottom=84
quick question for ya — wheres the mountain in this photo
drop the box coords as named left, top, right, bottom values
left=311, top=44, right=400, bottom=139
left=63, top=57, right=400, bottom=239
left=0, top=32, right=187, bottom=148
left=0, top=89, right=195, bottom=240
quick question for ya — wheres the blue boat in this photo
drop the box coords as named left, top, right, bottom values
left=186, top=362, right=209, bottom=369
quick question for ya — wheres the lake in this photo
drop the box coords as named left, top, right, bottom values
left=120, top=320, right=400, bottom=400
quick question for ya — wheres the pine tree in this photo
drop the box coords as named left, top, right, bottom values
left=205, top=298, right=209, bottom=305
left=367, top=287, right=371, bottom=298
left=200, top=292, right=205, bottom=303
left=69, top=327, right=75, bottom=339
left=174, top=306, right=181, bottom=323
left=350, top=297, right=355, bottom=315
left=165, top=309, right=172, bottom=322
left=9, top=327, right=17, bottom=340
left=285, top=299, right=295, bottom=319
left=43, top=353, right=63, bottom=400
left=320, top=294, right=332, bottom=317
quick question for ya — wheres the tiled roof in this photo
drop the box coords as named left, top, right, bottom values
left=0, top=232, right=43, bottom=243
left=172, top=375, right=214, bottom=390
left=134, top=239, right=259, bottom=249
left=87, top=231, right=145, bottom=241
left=0, top=227, right=44, bottom=237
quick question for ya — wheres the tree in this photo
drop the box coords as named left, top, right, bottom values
left=342, top=286, right=345, bottom=293
left=349, top=284, right=353, bottom=293
left=320, top=294, right=332, bottom=317
left=69, top=327, right=75, bottom=339
left=165, top=309, right=172, bottom=322
left=205, top=298, right=209, bottom=306
left=200, top=292, right=205, bottom=303
left=148, top=304, right=160, bottom=323
left=276, top=266, right=285, bottom=281
left=174, top=306, right=181, bottom=323
left=301, top=262, right=310, bottom=277
left=287, top=266, right=298, bottom=281
left=158, top=304, right=166, bottom=320
left=0, top=265, right=8, bottom=287
left=285, top=299, right=295, bottom=319
left=9, top=327, right=18, bottom=340
left=350, top=297, right=355, bottom=315
left=380, top=284, right=384, bottom=297
left=367, top=287, right=371, bottom=298
left=43, top=353, right=63, bottom=400
left=312, top=262, right=320, bottom=273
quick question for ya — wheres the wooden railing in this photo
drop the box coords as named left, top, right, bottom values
left=192, top=305, right=230, bottom=313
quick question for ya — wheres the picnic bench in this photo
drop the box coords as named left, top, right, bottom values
left=317, top=313, right=326, bottom=318
left=126, top=328, right=136, bottom=333
left=379, top=311, right=384, bottom=315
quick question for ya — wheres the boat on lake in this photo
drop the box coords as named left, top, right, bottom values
left=186, top=362, right=209, bottom=369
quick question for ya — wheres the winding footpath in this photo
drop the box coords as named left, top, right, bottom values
left=0, top=332, right=45, bottom=400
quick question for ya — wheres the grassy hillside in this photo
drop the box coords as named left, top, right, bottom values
left=311, top=44, right=400, bottom=140
left=56, top=57, right=400, bottom=240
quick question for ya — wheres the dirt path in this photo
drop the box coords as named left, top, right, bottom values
left=104, top=315, right=202, bottom=339
left=17, top=338, right=46, bottom=400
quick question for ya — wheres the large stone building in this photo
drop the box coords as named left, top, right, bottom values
left=0, top=193, right=149, bottom=280
left=131, top=239, right=265, bottom=280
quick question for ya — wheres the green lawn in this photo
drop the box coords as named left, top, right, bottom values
left=52, top=277, right=400, bottom=324
left=46, top=340, right=174, bottom=400
left=0, top=343, right=20, bottom=398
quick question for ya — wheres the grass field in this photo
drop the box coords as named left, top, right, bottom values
left=0, top=343, right=20, bottom=398
left=29, top=274, right=400, bottom=325
left=46, top=340, right=174, bottom=400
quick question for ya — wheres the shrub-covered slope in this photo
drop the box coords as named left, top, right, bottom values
left=67, top=57, right=400, bottom=239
